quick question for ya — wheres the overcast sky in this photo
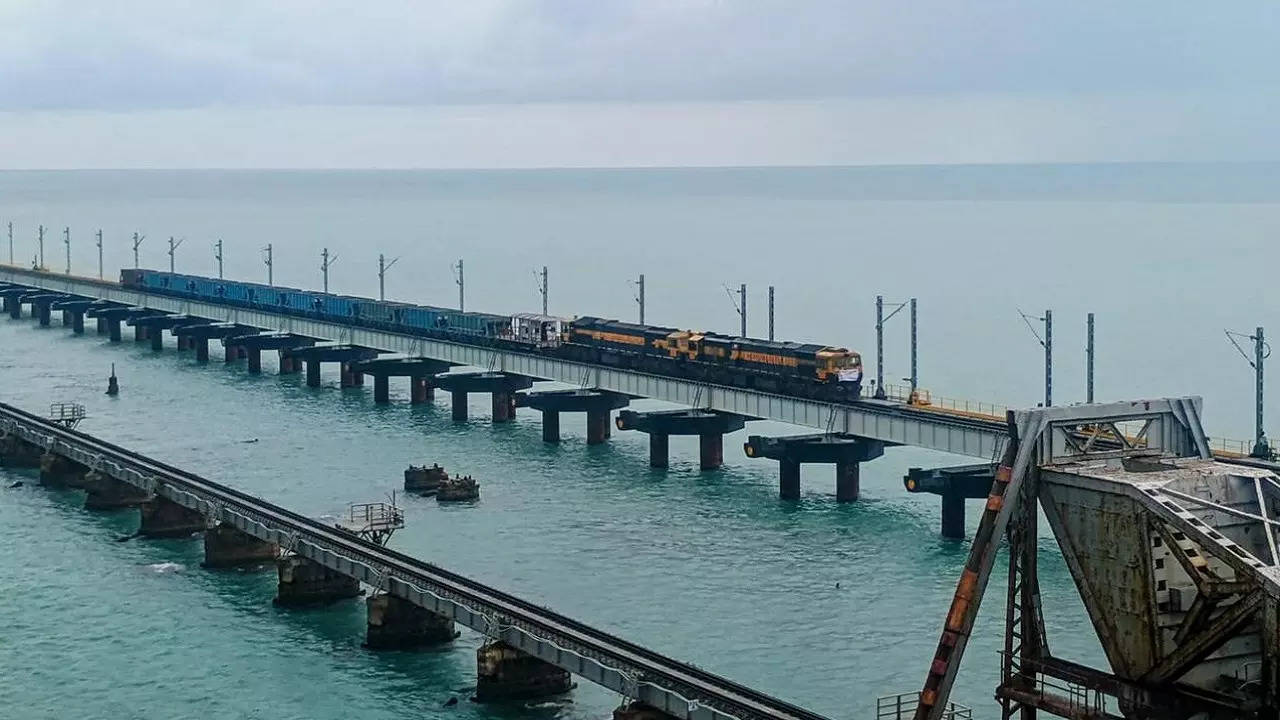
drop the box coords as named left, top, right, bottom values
left=1, top=1, right=1277, bottom=168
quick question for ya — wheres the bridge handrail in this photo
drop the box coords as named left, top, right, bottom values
left=880, top=383, right=1010, bottom=422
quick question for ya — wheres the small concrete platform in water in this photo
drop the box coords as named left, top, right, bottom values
left=350, top=356, right=455, bottom=403
left=744, top=433, right=886, bottom=502
left=519, top=388, right=631, bottom=443
left=616, top=408, right=747, bottom=470
left=434, top=371, right=533, bottom=422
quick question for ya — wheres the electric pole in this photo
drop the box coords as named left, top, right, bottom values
left=909, top=298, right=918, bottom=396
left=167, top=236, right=184, bottom=273
left=132, top=232, right=145, bottom=268
left=453, top=259, right=465, bottom=311
left=7, top=221, right=12, bottom=265
left=96, top=229, right=103, bottom=279
left=634, top=273, right=645, bottom=324
left=37, top=224, right=44, bottom=270
left=214, top=239, right=224, bottom=279
left=1018, top=308, right=1053, bottom=407
left=537, top=265, right=548, bottom=315
left=321, top=248, right=338, bottom=293
left=63, top=226, right=71, bottom=274
left=378, top=253, right=399, bottom=301
left=1086, top=313, right=1095, bottom=403
left=768, top=285, right=775, bottom=341
left=1226, top=327, right=1271, bottom=458
left=262, top=244, right=273, bottom=285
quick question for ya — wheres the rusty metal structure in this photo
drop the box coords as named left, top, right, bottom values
left=910, top=397, right=1278, bottom=720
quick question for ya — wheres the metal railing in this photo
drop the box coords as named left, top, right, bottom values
left=47, top=401, right=86, bottom=428
left=996, top=653, right=1119, bottom=719
left=345, top=501, right=404, bottom=532
left=875, top=693, right=972, bottom=720
left=879, top=383, right=1009, bottom=422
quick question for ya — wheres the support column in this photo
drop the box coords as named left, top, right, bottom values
left=278, top=351, right=298, bottom=374
left=451, top=390, right=468, bottom=421
left=491, top=391, right=514, bottom=422
left=194, top=337, right=209, bottom=363
left=71, top=311, right=84, bottom=334
left=139, top=496, right=205, bottom=538
left=649, top=433, right=669, bottom=468
left=83, top=471, right=150, bottom=510
left=586, top=408, right=609, bottom=445
left=95, top=316, right=106, bottom=334
left=941, top=492, right=966, bottom=540
left=306, top=359, right=321, bottom=387
left=4, top=297, right=17, bottom=318
left=149, top=327, right=163, bottom=351
left=203, top=523, right=278, bottom=568
left=0, top=434, right=43, bottom=468
left=339, top=363, right=358, bottom=388
left=134, top=324, right=147, bottom=342
left=247, top=348, right=261, bottom=374
left=61, top=309, right=72, bottom=326
left=274, top=555, right=361, bottom=607
left=238, top=346, right=248, bottom=359
left=365, top=593, right=458, bottom=649
left=108, top=319, right=121, bottom=343
left=474, top=641, right=572, bottom=702
left=541, top=411, right=560, bottom=443
left=835, top=460, right=860, bottom=503
left=780, top=459, right=801, bottom=500
left=699, top=432, right=724, bottom=470
left=410, top=376, right=433, bottom=403
left=176, top=334, right=190, bottom=351
left=223, top=343, right=238, bottom=364
left=39, top=453, right=88, bottom=488
left=37, top=303, right=50, bottom=327
left=373, top=374, right=389, bottom=403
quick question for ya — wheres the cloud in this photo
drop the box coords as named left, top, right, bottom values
left=1, top=1, right=1277, bottom=110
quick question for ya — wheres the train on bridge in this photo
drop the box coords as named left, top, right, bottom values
left=119, top=269, right=865, bottom=401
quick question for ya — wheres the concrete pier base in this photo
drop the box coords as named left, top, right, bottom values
left=150, top=328, right=164, bottom=351
left=83, top=471, right=150, bottom=510
left=780, top=459, right=801, bottom=500
left=410, top=376, right=433, bottom=403
left=835, top=460, right=860, bottom=503
left=139, top=496, right=205, bottom=538
left=278, top=352, right=300, bottom=374
left=61, top=309, right=71, bottom=326
left=246, top=348, right=262, bottom=373
left=941, top=492, right=965, bottom=539
left=134, top=324, right=147, bottom=342
left=339, top=361, right=359, bottom=388
left=614, top=702, right=683, bottom=720
left=699, top=433, right=724, bottom=470
left=37, top=303, right=50, bottom=327
left=451, top=390, right=468, bottom=421
left=306, top=359, right=321, bottom=387
left=176, top=334, right=191, bottom=351
left=39, top=452, right=88, bottom=488
left=96, top=316, right=106, bottom=334
left=586, top=408, right=610, bottom=445
left=0, top=434, right=44, bottom=468
left=71, top=311, right=84, bottom=334
left=649, top=433, right=669, bottom=468
left=491, top=391, right=515, bottom=423
left=365, top=594, right=459, bottom=649
left=373, top=374, right=390, bottom=403
left=541, top=411, right=560, bottom=443
left=108, top=319, right=121, bottom=343
left=194, top=338, right=209, bottom=363
left=203, top=523, right=278, bottom=568
left=474, top=641, right=573, bottom=702
left=274, top=555, right=361, bottom=607
left=223, top=343, right=239, bottom=364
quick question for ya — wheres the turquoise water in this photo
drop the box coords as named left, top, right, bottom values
left=1, top=165, right=1278, bottom=719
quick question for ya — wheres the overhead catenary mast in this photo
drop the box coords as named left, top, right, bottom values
left=634, top=273, right=645, bottom=324
left=378, top=253, right=399, bottom=301
left=262, top=243, right=273, bottom=285
left=453, top=259, right=465, bottom=311
left=132, top=232, right=146, bottom=268
left=167, top=236, right=184, bottom=273
left=63, top=226, right=71, bottom=274
left=214, top=239, right=224, bottom=279
left=321, top=247, right=338, bottom=293
left=96, top=229, right=103, bottom=279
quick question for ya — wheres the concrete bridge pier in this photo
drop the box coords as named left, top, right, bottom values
left=904, top=464, right=994, bottom=539
left=149, top=328, right=164, bottom=351
left=69, top=311, right=84, bottom=334
left=133, top=324, right=148, bottom=342
left=0, top=433, right=44, bottom=468
left=203, top=523, right=278, bottom=568
left=139, top=496, right=205, bottom=538
left=246, top=347, right=262, bottom=373
left=339, top=361, right=362, bottom=388
left=39, top=452, right=89, bottom=488
left=474, top=640, right=573, bottom=702
left=519, top=389, right=633, bottom=444
left=372, top=373, right=390, bottom=402
left=744, top=434, right=887, bottom=502
left=176, top=335, right=191, bottom=351
left=365, top=593, right=459, bottom=649
left=352, top=359, right=455, bottom=404
left=90, top=306, right=134, bottom=344
left=410, top=376, right=433, bottom=403
left=223, top=342, right=240, bottom=364
left=286, top=345, right=379, bottom=388
left=82, top=471, right=150, bottom=510
left=96, top=316, right=106, bottom=334
left=194, top=337, right=210, bottom=363
left=306, top=359, right=321, bottom=386
left=434, top=372, right=534, bottom=424
left=274, top=555, right=362, bottom=607
left=617, top=409, right=748, bottom=470
left=108, top=319, right=122, bottom=342
left=61, top=308, right=72, bottom=326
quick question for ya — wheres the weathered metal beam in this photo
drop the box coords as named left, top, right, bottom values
left=1142, top=591, right=1263, bottom=684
